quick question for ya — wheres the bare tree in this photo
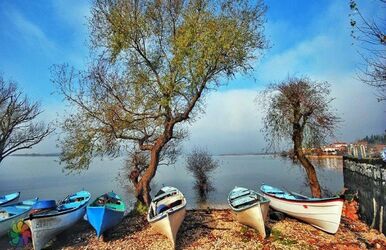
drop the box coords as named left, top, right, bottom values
left=259, top=76, right=340, bottom=197
left=349, top=0, right=386, bottom=101
left=0, top=75, right=52, bottom=163
left=186, top=148, right=219, bottom=201
left=53, top=0, right=267, bottom=206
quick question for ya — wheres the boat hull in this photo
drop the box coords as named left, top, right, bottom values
left=0, top=210, right=28, bottom=237
left=0, top=192, right=20, bottom=206
left=25, top=205, right=87, bottom=250
left=149, top=207, right=186, bottom=247
left=233, top=202, right=269, bottom=238
left=262, top=193, right=343, bottom=234
left=87, top=206, right=124, bottom=237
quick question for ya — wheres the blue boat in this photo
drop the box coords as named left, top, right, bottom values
left=0, top=198, right=38, bottom=237
left=87, top=192, right=125, bottom=237
left=0, top=192, right=20, bottom=206
left=25, top=190, right=91, bottom=250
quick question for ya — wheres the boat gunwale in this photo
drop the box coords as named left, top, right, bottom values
left=261, top=191, right=344, bottom=204
left=0, top=192, right=20, bottom=206
left=28, top=194, right=90, bottom=220
left=147, top=200, right=186, bottom=223
left=88, top=192, right=125, bottom=212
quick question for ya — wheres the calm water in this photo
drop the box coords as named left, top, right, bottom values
left=0, top=155, right=343, bottom=210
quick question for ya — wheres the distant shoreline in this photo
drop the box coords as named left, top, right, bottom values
left=11, top=153, right=60, bottom=157
left=218, top=152, right=276, bottom=156
left=306, top=155, right=343, bottom=159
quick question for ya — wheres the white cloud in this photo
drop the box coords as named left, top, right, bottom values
left=183, top=90, right=265, bottom=154
left=4, top=8, right=57, bottom=55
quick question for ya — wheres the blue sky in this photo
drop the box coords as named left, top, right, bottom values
left=0, top=0, right=385, bottom=154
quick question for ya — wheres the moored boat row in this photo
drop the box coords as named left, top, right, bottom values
left=0, top=190, right=126, bottom=250
left=0, top=184, right=344, bottom=249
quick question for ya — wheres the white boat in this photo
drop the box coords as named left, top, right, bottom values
left=25, top=191, right=91, bottom=250
left=0, top=198, right=37, bottom=237
left=260, top=184, right=344, bottom=234
left=228, top=187, right=270, bottom=238
left=147, top=186, right=186, bottom=248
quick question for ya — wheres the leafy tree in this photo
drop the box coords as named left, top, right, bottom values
left=359, top=132, right=386, bottom=144
left=53, top=0, right=267, bottom=205
left=259, top=76, right=340, bottom=197
left=349, top=0, right=386, bottom=101
left=0, top=75, right=52, bottom=163
left=186, top=147, right=219, bottom=201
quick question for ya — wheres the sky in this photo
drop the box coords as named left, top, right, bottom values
left=0, top=0, right=385, bottom=154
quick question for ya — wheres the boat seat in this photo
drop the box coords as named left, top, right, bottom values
left=229, top=190, right=251, bottom=200
left=232, top=195, right=257, bottom=207
left=168, top=200, right=182, bottom=208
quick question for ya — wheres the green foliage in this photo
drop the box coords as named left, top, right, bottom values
left=54, top=0, right=267, bottom=173
left=134, top=201, right=148, bottom=216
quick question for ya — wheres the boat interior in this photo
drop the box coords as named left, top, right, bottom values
left=261, top=185, right=311, bottom=200
left=229, top=188, right=266, bottom=209
left=0, top=204, right=30, bottom=221
left=149, top=191, right=185, bottom=219
left=90, top=193, right=125, bottom=211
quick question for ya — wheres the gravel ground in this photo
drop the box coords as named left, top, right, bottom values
left=0, top=209, right=385, bottom=250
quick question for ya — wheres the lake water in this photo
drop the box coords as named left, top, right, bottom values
left=0, top=155, right=343, bottom=210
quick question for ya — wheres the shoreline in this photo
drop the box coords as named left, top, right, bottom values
left=307, top=155, right=343, bottom=159
left=2, top=208, right=384, bottom=249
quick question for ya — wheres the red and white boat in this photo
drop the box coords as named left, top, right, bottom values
left=260, top=184, right=343, bottom=234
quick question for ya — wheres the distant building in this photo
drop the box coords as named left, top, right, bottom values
left=321, top=142, right=348, bottom=155
left=321, top=146, right=338, bottom=155
left=347, top=143, right=367, bottom=159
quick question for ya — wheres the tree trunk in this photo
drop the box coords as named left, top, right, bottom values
left=297, top=150, right=322, bottom=198
left=293, top=124, right=322, bottom=198
left=134, top=143, right=163, bottom=206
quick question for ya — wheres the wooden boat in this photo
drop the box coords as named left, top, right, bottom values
left=87, top=191, right=125, bottom=237
left=260, top=184, right=344, bottom=234
left=0, top=198, right=37, bottom=237
left=0, top=192, right=20, bottom=206
left=228, top=186, right=270, bottom=238
left=147, top=186, right=186, bottom=248
left=25, top=190, right=91, bottom=250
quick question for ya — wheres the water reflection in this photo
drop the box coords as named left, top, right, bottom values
left=151, top=155, right=343, bottom=209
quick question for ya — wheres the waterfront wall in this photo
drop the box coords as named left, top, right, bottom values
left=343, top=156, right=385, bottom=233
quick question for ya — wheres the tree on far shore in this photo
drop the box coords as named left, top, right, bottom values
left=258, top=76, right=340, bottom=198
left=53, top=0, right=267, bottom=206
left=0, top=75, right=52, bottom=164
